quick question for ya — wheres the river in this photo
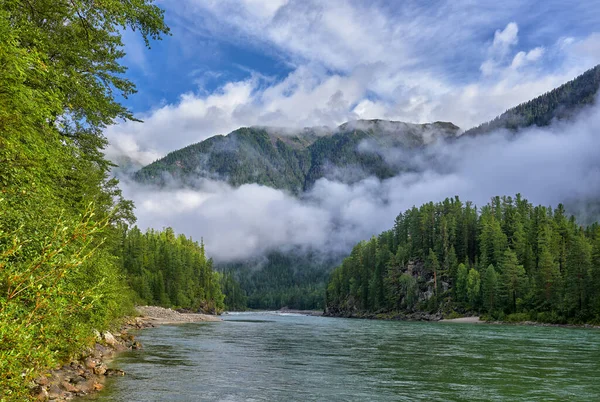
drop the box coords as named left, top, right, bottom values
left=88, top=312, right=600, bottom=401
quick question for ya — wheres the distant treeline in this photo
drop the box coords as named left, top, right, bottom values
left=219, top=251, right=332, bottom=310
left=326, top=195, right=600, bottom=324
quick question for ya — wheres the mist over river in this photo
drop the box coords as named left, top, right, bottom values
left=89, top=313, right=600, bottom=401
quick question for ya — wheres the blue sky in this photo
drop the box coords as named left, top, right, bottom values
left=106, top=0, right=600, bottom=164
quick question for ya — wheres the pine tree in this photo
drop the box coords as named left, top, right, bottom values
left=456, top=263, right=468, bottom=302
left=482, top=265, right=499, bottom=313
left=467, top=268, right=481, bottom=309
left=536, top=247, right=561, bottom=311
left=564, top=233, right=592, bottom=319
left=500, top=249, right=527, bottom=313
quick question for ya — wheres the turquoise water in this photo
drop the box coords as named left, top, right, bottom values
left=90, top=313, right=600, bottom=401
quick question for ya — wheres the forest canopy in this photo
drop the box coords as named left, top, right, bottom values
left=326, top=195, right=600, bottom=324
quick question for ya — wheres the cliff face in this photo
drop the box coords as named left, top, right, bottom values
left=325, top=260, right=450, bottom=321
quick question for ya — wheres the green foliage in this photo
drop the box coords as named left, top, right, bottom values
left=134, top=122, right=459, bottom=193
left=466, top=268, right=481, bottom=308
left=220, top=272, right=248, bottom=311
left=221, top=251, right=332, bottom=310
left=0, top=1, right=168, bottom=399
left=121, top=227, right=225, bottom=313
left=499, top=249, right=527, bottom=313
left=456, top=263, right=468, bottom=302
left=0, top=206, right=135, bottom=400
left=326, top=195, right=600, bottom=324
left=482, top=265, right=499, bottom=313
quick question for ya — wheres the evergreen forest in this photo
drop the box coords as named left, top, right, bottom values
left=326, top=195, right=600, bottom=324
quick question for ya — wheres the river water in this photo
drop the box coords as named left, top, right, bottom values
left=89, top=312, right=600, bottom=401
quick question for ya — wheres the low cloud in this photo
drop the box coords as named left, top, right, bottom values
left=119, top=101, right=600, bottom=262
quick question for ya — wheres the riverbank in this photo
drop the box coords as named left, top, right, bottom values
left=136, top=306, right=222, bottom=325
left=440, top=316, right=482, bottom=323
left=33, top=307, right=220, bottom=401
left=325, top=310, right=600, bottom=330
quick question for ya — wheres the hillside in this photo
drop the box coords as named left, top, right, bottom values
left=463, top=65, right=600, bottom=136
left=134, top=65, right=600, bottom=193
left=133, top=120, right=460, bottom=193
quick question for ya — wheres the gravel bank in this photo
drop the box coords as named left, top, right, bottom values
left=136, top=306, right=222, bottom=325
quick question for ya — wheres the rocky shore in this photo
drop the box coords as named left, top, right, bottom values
left=32, top=306, right=221, bottom=401
left=323, top=309, right=445, bottom=322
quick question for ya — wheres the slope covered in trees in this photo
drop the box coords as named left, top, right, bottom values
left=134, top=65, right=600, bottom=194
left=463, top=65, right=600, bottom=136
left=218, top=250, right=336, bottom=310
left=326, top=195, right=600, bottom=324
left=134, top=121, right=460, bottom=193
left=120, top=227, right=224, bottom=313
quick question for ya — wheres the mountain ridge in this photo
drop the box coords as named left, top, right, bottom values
left=132, top=65, right=600, bottom=194
left=133, top=120, right=460, bottom=193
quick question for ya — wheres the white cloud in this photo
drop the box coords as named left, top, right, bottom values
left=511, top=47, right=545, bottom=69
left=121, top=101, right=600, bottom=262
left=109, top=0, right=600, bottom=166
left=493, top=22, right=519, bottom=54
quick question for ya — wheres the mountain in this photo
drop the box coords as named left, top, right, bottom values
left=130, top=65, right=600, bottom=312
left=463, top=65, right=600, bottom=136
left=133, top=120, right=460, bottom=193
left=134, top=65, right=600, bottom=193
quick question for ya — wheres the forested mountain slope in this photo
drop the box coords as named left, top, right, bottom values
left=326, top=195, right=600, bottom=324
left=121, top=227, right=224, bottom=313
left=217, top=250, right=338, bottom=310
left=134, top=120, right=460, bottom=193
left=134, top=65, right=600, bottom=194
left=464, top=65, right=600, bottom=136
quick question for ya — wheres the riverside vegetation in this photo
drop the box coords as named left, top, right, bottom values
left=0, top=1, right=226, bottom=400
left=326, top=195, right=600, bottom=324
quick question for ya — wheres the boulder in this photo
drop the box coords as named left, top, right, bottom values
left=102, top=331, right=117, bottom=347
left=84, top=356, right=97, bottom=370
left=94, top=363, right=107, bottom=376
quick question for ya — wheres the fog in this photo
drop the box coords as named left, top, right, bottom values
left=118, top=102, right=600, bottom=262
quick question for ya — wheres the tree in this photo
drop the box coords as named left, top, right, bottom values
left=536, top=247, right=561, bottom=311
left=467, top=268, right=481, bottom=309
left=564, top=233, right=591, bottom=318
left=482, top=265, right=498, bottom=313
left=0, top=2, right=169, bottom=397
left=590, top=227, right=600, bottom=317
left=456, top=263, right=468, bottom=302
left=500, top=249, right=527, bottom=313
left=399, top=274, right=418, bottom=309
left=426, top=248, right=440, bottom=295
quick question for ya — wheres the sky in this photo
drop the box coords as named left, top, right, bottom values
left=105, top=1, right=600, bottom=262
left=105, top=0, right=600, bottom=164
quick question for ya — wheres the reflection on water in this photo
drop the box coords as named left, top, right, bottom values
left=88, top=312, right=600, bottom=401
